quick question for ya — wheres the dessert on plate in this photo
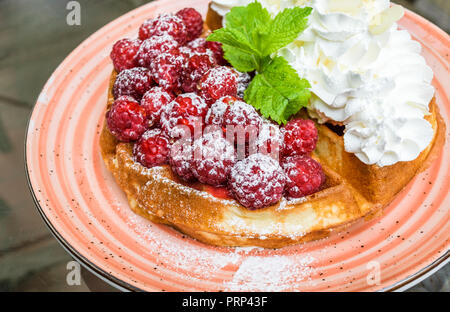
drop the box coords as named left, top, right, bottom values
left=100, top=1, right=445, bottom=248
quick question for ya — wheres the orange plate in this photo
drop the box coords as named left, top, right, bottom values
left=26, top=0, right=449, bottom=291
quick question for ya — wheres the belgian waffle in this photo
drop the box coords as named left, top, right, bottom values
left=100, top=64, right=445, bottom=248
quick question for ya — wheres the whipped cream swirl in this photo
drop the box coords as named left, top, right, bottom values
left=210, top=0, right=435, bottom=167
left=211, top=0, right=300, bottom=16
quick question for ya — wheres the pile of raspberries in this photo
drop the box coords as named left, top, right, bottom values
left=107, top=8, right=325, bottom=209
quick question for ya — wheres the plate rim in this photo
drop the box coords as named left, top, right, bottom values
left=24, top=1, right=450, bottom=292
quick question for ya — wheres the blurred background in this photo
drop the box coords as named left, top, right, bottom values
left=0, top=0, right=448, bottom=292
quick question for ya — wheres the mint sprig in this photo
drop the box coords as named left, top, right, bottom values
left=245, top=56, right=311, bottom=124
left=207, top=1, right=312, bottom=124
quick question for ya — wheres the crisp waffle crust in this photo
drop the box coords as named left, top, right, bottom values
left=100, top=14, right=446, bottom=248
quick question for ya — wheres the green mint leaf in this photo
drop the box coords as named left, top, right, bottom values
left=222, top=44, right=259, bottom=72
left=206, top=2, right=313, bottom=124
left=208, top=28, right=260, bottom=56
left=207, top=1, right=271, bottom=70
left=262, top=6, right=313, bottom=55
left=244, top=57, right=311, bottom=124
left=224, top=1, right=271, bottom=36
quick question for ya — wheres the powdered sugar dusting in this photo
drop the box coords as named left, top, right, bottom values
left=150, top=49, right=185, bottom=90
left=256, top=121, right=282, bottom=159
left=125, top=211, right=241, bottom=279
left=184, top=38, right=216, bottom=63
left=201, top=66, right=234, bottom=87
left=187, top=37, right=206, bottom=50
left=229, top=153, right=286, bottom=208
left=113, top=67, right=153, bottom=100
left=136, top=34, right=178, bottom=67
left=276, top=197, right=308, bottom=212
left=118, top=195, right=316, bottom=290
left=111, top=38, right=142, bottom=72
left=191, top=131, right=236, bottom=185
left=169, top=139, right=195, bottom=181
left=205, top=97, right=229, bottom=125
left=154, top=13, right=185, bottom=32
left=112, top=161, right=317, bottom=290
left=224, top=99, right=261, bottom=127
left=225, top=255, right=315, bottom=291
left=141, top=86, right=173, bottom=126
left=200, top=66, right=238, bottom=100
left=160, top=93, right=208, bottom=138
left=140, top=13, right=187, bottom=44
left=140, top=128, right=163, bottom=140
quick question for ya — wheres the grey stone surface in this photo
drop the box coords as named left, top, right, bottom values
left=0, top=0, right=149, bottom=292
left=0, top=102, right=49, bottom=251
left=0, top=0, right=447, bottom=292
left=394, top=0, right=450, bottom=32
left=0, top=0, right=148, bottom=106
left=0, top=237, right=76, bottom=291
left=408, top=264, right=450, bottom=292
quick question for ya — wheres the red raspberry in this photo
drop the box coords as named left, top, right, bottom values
left=200, top=66, right=238, bottom=101
left=181, top=53, right=215, bottom=93
left=169, top=139, right=195, bottom=182
left=160, top=93, right=208, bottom=139
left=139, top=14, right=188, bottom=44
left=113, top=67, right=153, bottom=100
left=140, top=87, right=174, bottom=127
left=186, top=38, right=221, bottom=63
left=110, top=38, right=142, bottom=73
left=150, top=48, right=186, bottom=92
left=281, top=155, right=325, bottom=198
left=176, top=8, right=203, bottom=42
left=139, top=18, right=157, bottom=40
left=178, top=46, right=193, bottom=59
left=255, top=122, right=283, bottom=160
left=198, top=89, right=216, bottom=106
left=133, top=129, right=170, bottom=168
left=223, top=99, right=262, bottom=143
left=106, top=96, right=147, bottom=142
left=205, top=96, right=236, bottom=127
left=282, top=119, right=318, bottom=156
left=229, top=153, right=286, bottom=209
left=135, top=35, right=179, bottom=68
left=191, top=131, right=236, bottom=186
left=187, top=37, right=207, bottom=51
left=206, top=41, right=226, bottom=65
left=183, top=39, right=216, bottom=63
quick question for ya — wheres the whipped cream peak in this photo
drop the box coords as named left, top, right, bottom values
left=210, top=0, right=435, bottom=167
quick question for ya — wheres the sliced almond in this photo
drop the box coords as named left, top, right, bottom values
left=369, top=5, right=404, bottom=35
